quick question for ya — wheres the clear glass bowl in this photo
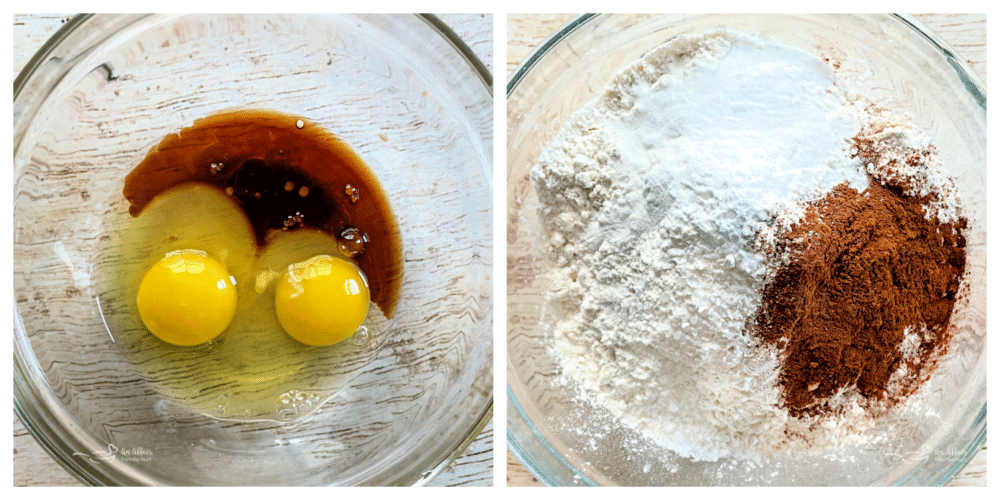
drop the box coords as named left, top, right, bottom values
left=507, top=14, right=985, bottom=486
left=14, top=14, right=492, bottom=486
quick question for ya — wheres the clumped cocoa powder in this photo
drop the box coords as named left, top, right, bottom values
left=754, top=137, right=967, bottom=418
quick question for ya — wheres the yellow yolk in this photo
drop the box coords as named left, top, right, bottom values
left=274, top=255, right=370, bottom=346
left=136, top=250, right=238, bottom=346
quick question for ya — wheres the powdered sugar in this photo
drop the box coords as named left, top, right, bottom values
left=531, top=29, right=960, bottom=462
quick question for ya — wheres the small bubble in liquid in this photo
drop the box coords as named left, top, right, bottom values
left=209, top=162, right=224, bottom=175
left=351, top=326, right=370, bottom=345
left=282, top=211, right=304, bottom=231
left=344, top=184, right=360, bottom=203
left=295, top=120, right=304, bottom=129
left=338, top=227, right=368, bottom=257
left=284, top=181, right=294, bottom=192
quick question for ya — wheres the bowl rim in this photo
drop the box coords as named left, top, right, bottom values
left=505, top=12, right=985, bottom=486
left=14, top=12, right=493, bottom=486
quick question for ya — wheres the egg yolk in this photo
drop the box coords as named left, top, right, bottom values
left=274, top=255, right=370, bottom=346
left=136, top=250, right=238, bottom=346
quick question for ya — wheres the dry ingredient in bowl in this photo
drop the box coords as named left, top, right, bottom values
left=530, top=30, right=966, bottom=461
left=755, top=131, right=967, bottom=418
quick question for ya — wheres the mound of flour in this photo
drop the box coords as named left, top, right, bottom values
left=531, top=30, right=883, bottom=461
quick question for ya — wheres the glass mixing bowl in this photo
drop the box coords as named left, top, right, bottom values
left=14, top=14, right=492, bottom=486
left=507, top=14, right=985, bottom=486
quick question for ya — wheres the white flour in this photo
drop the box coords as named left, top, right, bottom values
left=531, top=30, right=920, bottom=461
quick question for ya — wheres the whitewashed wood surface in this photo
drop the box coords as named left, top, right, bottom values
left=12, top=12, right=493, bottom=487
left=506, top=12, right=986, bottom=487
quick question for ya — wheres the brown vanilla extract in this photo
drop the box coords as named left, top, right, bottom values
left=123, top=109, right=403, bottom=317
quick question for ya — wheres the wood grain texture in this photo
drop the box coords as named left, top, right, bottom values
left=506, top=12, right=986, bottom=487
left=911, top=13, right=987, bottom=87
left=13, top=12, right=493, bottom=487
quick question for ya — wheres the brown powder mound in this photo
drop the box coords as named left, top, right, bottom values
left=753, top=180, right=966, bottom=418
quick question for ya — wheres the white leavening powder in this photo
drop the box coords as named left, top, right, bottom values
left=531, top=30, right=884, bottom=461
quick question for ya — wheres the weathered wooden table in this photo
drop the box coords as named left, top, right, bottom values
left=12, top=12, right=493, bottom=487
left=505, top=12, right=986, bottom=487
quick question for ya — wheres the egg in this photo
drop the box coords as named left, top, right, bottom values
left=275, top=255, right=370, bottom=346
left=120, top=183, right=257, bottom=290
left=100, top=183, right=384, bottom=420
left=137, top=250, right=237, bottom=346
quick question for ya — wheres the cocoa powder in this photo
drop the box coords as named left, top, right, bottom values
left=753, top=140, right=967, bottom=418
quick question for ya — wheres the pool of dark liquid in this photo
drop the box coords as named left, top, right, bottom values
left=122, top=109, right=403, bottom=317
